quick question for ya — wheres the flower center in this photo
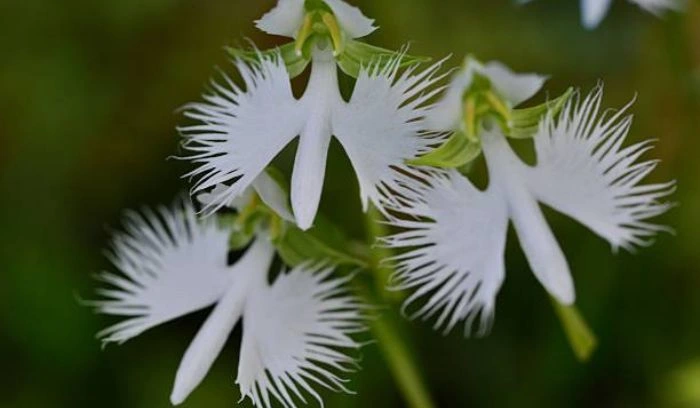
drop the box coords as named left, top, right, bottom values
left=295, top=1, right=345, bottom=58
left=460, top=66, right=513, bottom=142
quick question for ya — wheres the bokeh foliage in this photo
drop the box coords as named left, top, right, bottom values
left=1, top=0, right=699, bottom=407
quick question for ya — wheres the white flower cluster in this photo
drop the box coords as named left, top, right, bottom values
left=89, top=1, right=678, bottom=407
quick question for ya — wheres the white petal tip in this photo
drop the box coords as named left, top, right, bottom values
left=581, top=0, right=612, bottom=29
left=582, top=18, right=602, bottom=29
left=291, top=191, right=315, bottom=231
left=296, top=217, right=313, bottom=231
left=170, top=373, right=195, bottom=406
left=169, top=390, right=186, bottom=406
left=553, top=289, right=576, bottom=306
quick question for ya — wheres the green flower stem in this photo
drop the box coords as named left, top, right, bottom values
left=371, top=314, right=437, bottom=408
left=364, top=206, right=395, bottom=297
left=365, top=206, right=437, bottom=408
left=551, top=298, right=598, bottom=362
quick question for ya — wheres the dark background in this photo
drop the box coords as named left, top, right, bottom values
left=1, top=0, right=699, bottom=407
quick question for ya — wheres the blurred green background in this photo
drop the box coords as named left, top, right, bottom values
left=1, top=0, right=699, bottom=407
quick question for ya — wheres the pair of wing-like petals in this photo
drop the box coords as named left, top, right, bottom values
left=384, top=70, right=674, bottom=335
left=92, top=201, right=365, bottom=407
left=180, top=50, right=445, bottom=230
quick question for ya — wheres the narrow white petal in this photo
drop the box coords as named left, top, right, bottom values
left=481, top=61, right=547, bottom=107
left=291, top=54, right=339, bottom=230
left=181, top=51, right=303, bottom=215
left=333, top=55, right=448, bottom=211
left=291, top=124, right=331, bottom=230
left=508, top=189, right=575, bottom=305
left=383, top=171, right=509, bottom=335
left=324, top=0, right=377, bottom=39
left=253, top=171, right=295, bottom=222
left=482, top=131, right=575, bottom=305
left=581, top=0, right=614, bottom=28
left=171, top=238, right=275, bottom=405
left=528, top=87, right=674, bottom=252
left=237, top=264, right=365, bottom=408
left=91, top=199, right=231, bottom=344
left=255, top=0, right=306, bottom=38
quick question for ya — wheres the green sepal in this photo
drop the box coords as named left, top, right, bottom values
left=337, top=40, right=430, bottom=78
left=409, top=131, right=482, bottom=169
left=304, top=0, right=333, bottom=13
left=216, top=214, right=255, bottom=250
left=552, top=299, right=598, bottom=362
left=226, top=43, right=310, bottom=79
left=273, top=214, right=369, bottom=268
left=228, top=227, right=255, bottom=250
left=508, top=87, right=574, bottom=139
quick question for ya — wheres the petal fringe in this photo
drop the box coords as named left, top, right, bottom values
left=237, top=264, right=367, bottom=408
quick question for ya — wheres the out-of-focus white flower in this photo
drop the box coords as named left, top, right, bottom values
left=180, top=49, right=445, bottom=230
left=582, top=0, right=685, bottom=28
left=90, top=200, right=365, bottom=407
left=521, top=0, right=685, bottom=29
left=383, top=87, right=674, bottom=335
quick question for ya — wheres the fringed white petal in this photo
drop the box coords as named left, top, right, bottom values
left=237, top=264, right=365, bottom=408
left=171, top=239, right=276, bottom=406
left=383, top=171, right=509, bottom=336
left=528, top=87, right=675, bottom=252
left=255, top=0, right=306, bottom=38
left=333, top=55, right=449, bottom=212
left=581, top=0, right=614, bottom=28
left=180, top=51, right=303, bottom=215
left=92, top=199, right=231, bottom=344
left=324, top=0, right=377, bottom=39
left=196, top=183, right=254, bottom=212
left=196, top=172, right=294, bottom=223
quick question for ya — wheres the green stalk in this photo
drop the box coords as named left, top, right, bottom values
left=551, top=299, right=597, bottom=362
left=364, top=206, right=395, bottom=295
left=371, top=314, right=437, bottom=408
left=365, top=206, right=437, bottom=408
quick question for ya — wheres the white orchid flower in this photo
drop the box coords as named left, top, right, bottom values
left=90, top=200, right=365, bottom=407
left=582, top=0, right=685, bottom=28
left=181, top=48, right=445, bottom=230
left=383, top=86, right=674, bottom=336
left=256, top=0, right=376, bottom=41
